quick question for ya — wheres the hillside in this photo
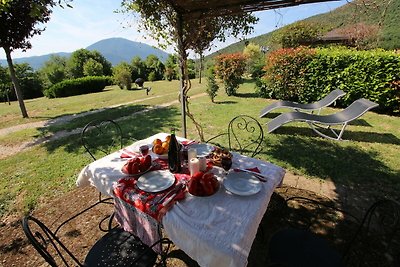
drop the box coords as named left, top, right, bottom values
left=0, top=38, right=169, bottom=70
left=207, top=0, right=399, bottom=60
left=86, top=38, right=169, bottom=65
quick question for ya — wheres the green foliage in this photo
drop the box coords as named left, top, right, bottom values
left=83, top=58, right=104, bottom=77
left=243, top=42, right=265, bottom=78
left=131, top=56, right=147, bottom=80
left=260, top=47, right=400, bottom=114
left=0, top=0, right=57, bottom=52
left=0, top=63, right=43, bottom=101
left=148, top=71, right=157, bottom=82
left=14, top=63, right=43, bottom=99
left=164, top=54, right=178, bottom=81
left=206, top=67, right=219, bottom=102
left=260, top=47, right=316, bottom=101
left=144, top=54, right=164, bottom=81
left=273, top=21, right=322, bottom=48
left=113, top=62, right=132, bottom=90
left=44, top=76, right=111, bottom=98
left=66, top=49, right=112, bottom=79
left=214, top=53, right=246, bottom=96
left=39, top=55, right=68, bottom=88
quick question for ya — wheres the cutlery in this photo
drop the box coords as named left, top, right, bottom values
left=233, top=168, right=268, bottom=182
left=155, top=183, right=184, bottom=205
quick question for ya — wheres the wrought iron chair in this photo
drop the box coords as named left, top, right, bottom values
left=206, top=115, right=264, bottom=157
left=81, top=119, right=123, bottom=204
left=267, top=197, right=400, bottom=267
left=22, top=215, right=171, bottom=267
left=81, top=119, right=123, bottom=161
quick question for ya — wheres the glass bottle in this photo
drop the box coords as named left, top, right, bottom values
left=168, top=129, right=181, bottom=173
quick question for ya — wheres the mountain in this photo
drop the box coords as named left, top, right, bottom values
left=86, top=38, right=169, bottom=65
left=206, top=0, right=400, bottom=60
left=0, top=38, right=169, bottom=70
left=0, top=52, right=71, bottom=70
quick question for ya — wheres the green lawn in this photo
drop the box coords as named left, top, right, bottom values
left=0, top=79, right=399, bottom=218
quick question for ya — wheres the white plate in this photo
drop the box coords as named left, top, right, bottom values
left=137, top=170, right=176, bottom=193
left=188, top=143, right=214, bottom=157
left=223, top=172, right=261, bottom=196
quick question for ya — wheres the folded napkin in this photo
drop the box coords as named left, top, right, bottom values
left=120, top=148, right=139, bottom=158
left=114, top=174, right=188, bottom=221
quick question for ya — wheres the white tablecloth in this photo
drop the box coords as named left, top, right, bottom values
left=76, top=133, right=285, bottom=267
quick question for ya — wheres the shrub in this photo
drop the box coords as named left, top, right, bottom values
left=44, top=76, right=110, bottom=98
left=260, top=47, right=400, bottom=114
left=113, top=63, right=132, bottom=90
left=261, top=47, right=316, bottom=101
left=206, top=67, right=219, bottom=102
left=214, top=52, right=246, bottom=96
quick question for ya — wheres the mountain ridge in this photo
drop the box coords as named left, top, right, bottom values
left=0, top=38, right=169, bottom=70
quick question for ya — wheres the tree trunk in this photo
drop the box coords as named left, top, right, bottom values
left=4, top=47, right=28, bottom=118
left=198, top=52, right=203, bottom=84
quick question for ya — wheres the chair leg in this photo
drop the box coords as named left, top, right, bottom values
left=308, top=122, right=348, bottom=141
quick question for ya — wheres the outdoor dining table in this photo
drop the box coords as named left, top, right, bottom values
left=76, top=132, right=285, bottom=267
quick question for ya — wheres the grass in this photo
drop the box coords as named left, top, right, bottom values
left=0, top=79, right=399, bottom=218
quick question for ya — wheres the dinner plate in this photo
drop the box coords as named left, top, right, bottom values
left=188, top=143, right=214, bottom=157
left=223, top=172, right=261, bottom=196
left=137, top=170, right=175, bottom=193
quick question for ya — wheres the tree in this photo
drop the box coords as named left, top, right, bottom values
left=122, top=0, right=258, bottom=139
left=144, top=54, right=165, bottom=81
left=0, top=0, right=59, bottom=118
left=243, top=42, right=265, bottom=78
left=131, top=56, right=147, bottom=80
left=67, top=49, right=111, bottom=78
left=83, top=58, right=104, bottom=76
left=274, top=21, right=322, bottom=48
left=214, top=52, right=247, bottom=96
left=113, top=62, right=132, bottom=90
left=164, top=54, right=178, bottom=81
left=39, top=54, right=68, bottom=88
left=206, top=67, right=219, bottom=103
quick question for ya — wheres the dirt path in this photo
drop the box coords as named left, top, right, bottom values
left=0, top=93, right=207, bottom=159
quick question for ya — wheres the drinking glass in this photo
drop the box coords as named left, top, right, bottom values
left=221, top=157, right=232, bottom=175
left=139, top=145, right=149, bottom=156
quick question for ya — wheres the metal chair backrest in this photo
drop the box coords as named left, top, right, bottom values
left=22, top=216, right=82, bottom=267
left=343, top=199, right=400, bottom=266
left=81, top=119, right=123, bottom=161
left=228, top=115, right=264, bottom=157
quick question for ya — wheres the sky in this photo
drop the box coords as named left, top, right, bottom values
left=0, top=0, right=350, bottom=60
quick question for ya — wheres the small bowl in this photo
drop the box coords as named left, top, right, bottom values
left=151, top=146, right=168, bottom=159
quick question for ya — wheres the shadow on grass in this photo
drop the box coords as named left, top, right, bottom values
left=215, top=100, right=237, bottom=105
left=269, top=126, right=400, bottom=145
left=35, top=105, right=149, bottom=137
left=235, top=92, right=259, bottom=98
left=264, top=136, right=399, bottom=197
left=42, top=106, right=180, bottom=154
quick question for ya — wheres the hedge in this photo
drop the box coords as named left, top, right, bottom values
left=44, top=76, right=113, bottom=98
left=258, top=47, right=400, bottom=114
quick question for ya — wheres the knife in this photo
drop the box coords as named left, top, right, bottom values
left=233, top=168, right=268, bottom=182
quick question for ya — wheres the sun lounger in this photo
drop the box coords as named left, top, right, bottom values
left=267, top=98, right=379, bottom=140
left=260, top=89, right=346, bottom=118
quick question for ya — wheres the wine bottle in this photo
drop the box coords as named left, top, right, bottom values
left=168, top=129, right=181, bottom=173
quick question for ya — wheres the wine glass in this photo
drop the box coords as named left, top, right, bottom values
left=221, top=157, right=232, bottom=175
left=139, top=145, right=149, bottom=156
